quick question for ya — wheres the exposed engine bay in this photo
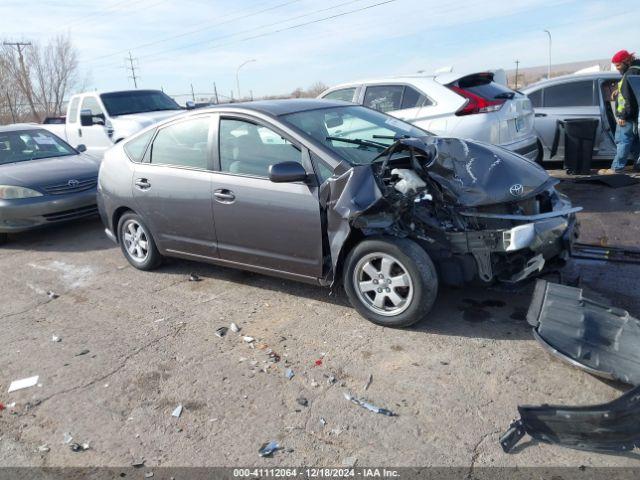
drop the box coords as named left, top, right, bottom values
left=321, top=136, right=581, bottom=286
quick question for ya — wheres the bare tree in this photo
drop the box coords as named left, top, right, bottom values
left=1, top=34, right=81, bottom=124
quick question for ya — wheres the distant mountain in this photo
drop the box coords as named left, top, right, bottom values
left=506, top=59, right=611, bottom=88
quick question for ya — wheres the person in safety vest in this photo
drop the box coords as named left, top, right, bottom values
left=599, top=50, right=640, bottom=175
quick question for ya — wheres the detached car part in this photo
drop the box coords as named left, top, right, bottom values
left=501, top=280, right=640, bottom=453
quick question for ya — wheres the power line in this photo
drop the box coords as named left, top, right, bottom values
left=93, top=0, right=391, bottom=70
left=126, top=51, right=140, bottom=88
left=87, top=0, right=303, bottom=63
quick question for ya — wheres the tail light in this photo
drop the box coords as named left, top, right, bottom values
left=448, top=85, right=505, bottom=116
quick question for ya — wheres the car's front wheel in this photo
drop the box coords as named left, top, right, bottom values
left=118, top=212, right=162, bottom=270
left=343, top=237, right=438, bottom=327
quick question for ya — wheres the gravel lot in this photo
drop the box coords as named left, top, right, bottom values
left=1, top=174, right=639, bottom=469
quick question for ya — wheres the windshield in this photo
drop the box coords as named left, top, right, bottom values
left=100, top=90, right=181, bottom=116
left=281, top=105, right=428, bottom=165
left=0, top=129, right=76, bottom=165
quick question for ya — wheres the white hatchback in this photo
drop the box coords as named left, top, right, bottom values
left=319, top=72, right=540, bottom=162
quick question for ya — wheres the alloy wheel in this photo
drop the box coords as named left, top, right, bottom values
left=122, top=219, right=150, bottom=263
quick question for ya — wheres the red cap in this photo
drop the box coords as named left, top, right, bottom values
left=612, top=50, right=634, bottom=63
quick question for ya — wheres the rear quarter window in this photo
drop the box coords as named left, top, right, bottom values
left=124, top=129, right=155, bottom=162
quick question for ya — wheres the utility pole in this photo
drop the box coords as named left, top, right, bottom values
left=213, top=82, right=219, bottom=104
left=3, top=41, right=39, bottom=122
left=5, top=91, right=16, bottom=123
left=514, top=60, right=520, bottom=89
left=250, top=90, right=253, bottom=101
left=543, top=29, right=552, bottom=80
left=235, top=58, right=256, bottom=100
left=126, top=51, right=139, bottom=88
left=190, top=84, right=196, bottom=102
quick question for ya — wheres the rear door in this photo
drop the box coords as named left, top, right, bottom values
left=131, top=115, right=217, bottom=258
left=210, top=115, right=323, bottom=279
left=532, top=79, right=600, bottom=160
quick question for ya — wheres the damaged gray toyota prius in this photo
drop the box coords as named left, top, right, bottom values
left=97, top=99, right=580, bottom=326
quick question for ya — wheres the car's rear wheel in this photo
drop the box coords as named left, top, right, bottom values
left=343, top=237, right=438, bottom=327
left=118, top=213, right=162, bottom=270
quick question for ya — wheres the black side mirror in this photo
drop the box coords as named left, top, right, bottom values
left=76, top=144, right=87, bottom=153
left=80, top=109, right=94, bottom=127
left=269, top=161, right=308, bottom=183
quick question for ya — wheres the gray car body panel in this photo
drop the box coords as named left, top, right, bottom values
left=0, top=126, right=100, bottom=233
left=98, top=100, right=575, bottom=286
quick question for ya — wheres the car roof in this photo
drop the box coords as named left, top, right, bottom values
left=0, top=123, right=46, bottom=133
left=71, top=89, right=165, bottom=97
left=200, top=98, right=353, bottom=116
left=522, top=71, right=620, bottom=91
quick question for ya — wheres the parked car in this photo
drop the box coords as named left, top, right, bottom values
left=318, top=72, right=540, bottom=162
left=97, top=99, right=578, bottom=327
left=521, top=72, right=621, bottom=162
left=0, top=125, right=100, bottom=243
left=42, top=89, right=183, bottom=159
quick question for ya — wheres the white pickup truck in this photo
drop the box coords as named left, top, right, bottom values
left=43, top=89, right=183, bottom=158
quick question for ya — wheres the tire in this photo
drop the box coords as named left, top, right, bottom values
left=343, top=236, right=438, bottom=327
left=117, top=212, right=162, bottom=271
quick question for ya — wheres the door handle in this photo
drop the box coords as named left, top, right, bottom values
left=535, top=113, right=547, bottom=117
left=78, top=128, right=83, bottom=137
left=135, top=178, right=151, bottom=190
left=214, top=189, right=235, bottom=203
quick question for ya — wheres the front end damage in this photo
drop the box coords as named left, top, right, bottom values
left=321, top=136, right=580, bottom=286
left=501, top=280, right=640, bottom=454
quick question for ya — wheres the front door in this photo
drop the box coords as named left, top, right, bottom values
left=132, top=115, right=217, bottom=258
left=210, top=116, right=323, bottom=279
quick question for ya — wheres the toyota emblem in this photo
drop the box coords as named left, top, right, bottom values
left=509, top=184, right=524, bottom=197
left=68, top=179, right=79, bottom=188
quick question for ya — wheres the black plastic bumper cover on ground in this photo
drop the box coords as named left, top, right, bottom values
left=501, top=280, right=640, bottom=453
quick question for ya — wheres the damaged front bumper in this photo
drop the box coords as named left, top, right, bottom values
left=445, top=210, right=578, bottom=283
left=501, top=280, right=640, bottom=454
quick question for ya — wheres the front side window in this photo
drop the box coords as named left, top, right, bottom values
left=0, top=129, right=75, bottom=165
left=322, top=88, right=356, bottom=103
left=68, top=97, right=80, bottom=124
left=124, top=129, right=155, bottom=162
left=81, top=97, right=105, bottom=119
left=150, top=117, right=210, bottom=169
left=364, top=85, right=404, bottom=112
left=543, top=81, right=595, bottom=107
left=219, top=119, right=301, bottom=177
left=282, top=105, right=427, bottom=165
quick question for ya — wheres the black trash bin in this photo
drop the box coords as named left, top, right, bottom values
left=550, top=118, right=599, bottom=174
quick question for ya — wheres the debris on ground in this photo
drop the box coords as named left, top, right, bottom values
left=320, top=417, right=327, bottom=427
left=75, top=349, right=90, bottom=356
left=0, top=403, right=4, bottom=411
left=188, top=273, right=201, bottom=282
left=314, top=359, right=323, bottom=367
left=230, top=322, right=241, bottom=333
left=343, top=456, right=357, bottom=467
left=243, top=336, right=255, bottom=343
left=364, top=374, right=373, bottom=391
left=296, top=397, right=309, bottom=407
left=258, top=440, right=280, bottom=457
left=46, top=291, right=59, bottom=299
left=51, top=335, right=62, bottom=343
left=8, top=375, right=39, bottom=393
left=215, top=327, right=228, bottom=338
left=132, top=459, right=145, bottom=468
left=325, top=374, right=337, bottom=385
left=63, top=432, right=73, bottom=444
left=144, top=472, right=154, bottom=478
left=343, top=392, right=396, bottom=416
left=285, top=369, right=294, bottom=380
left=37, top=444, right=50, bottom=453
left=70, top=442, right=90, bottom=452
left=171, top=404, right=183, bottom=418
left=268, top=351, right=281, bottom=363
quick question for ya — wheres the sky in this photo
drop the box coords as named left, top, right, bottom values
left=2, top=0, right=639, bottom=101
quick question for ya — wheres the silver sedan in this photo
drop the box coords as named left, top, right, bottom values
left=0, top=125, right=100, bottom=243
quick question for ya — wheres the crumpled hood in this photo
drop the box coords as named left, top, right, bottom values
left=0, top=153, right=100, bottom=188
left=422, top=137, right=552, bottom=207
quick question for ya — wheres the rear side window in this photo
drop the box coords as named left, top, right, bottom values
left=543, top=81, right=595, bottom=107
left=527, top=89, right=543, bottom=108
left=124, top=129, right=155, bottom=162
left=68, top=97, right=80, bottom=124
left=401, top=86, right=431, bottom=109
left=455, top=73, right=515, bottom=100
left=364, top=85, right=404, bottom=112
left=323, top=88, right=356, bottom=102
left=150, top=117, right=211, bottom=169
